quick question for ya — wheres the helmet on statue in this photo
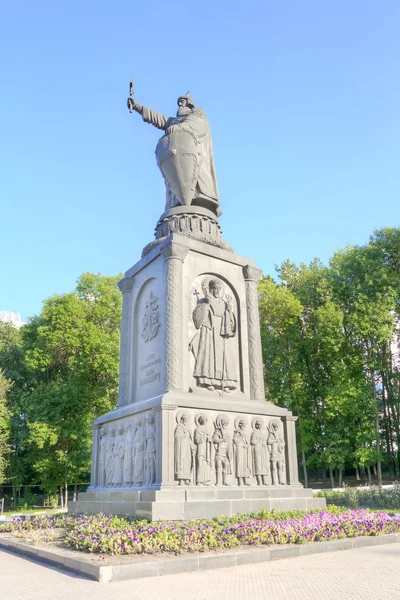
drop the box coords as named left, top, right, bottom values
left=177, top=94, right=195, bottom=108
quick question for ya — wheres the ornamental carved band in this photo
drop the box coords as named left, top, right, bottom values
left=118, top=277, right=134, bottom=407
left=161, top=243, right=189, bottom=391
left=243, top=265, right=265, bottom=400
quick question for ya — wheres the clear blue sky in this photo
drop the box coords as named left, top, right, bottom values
left=1, top=1, right=399, bottom=322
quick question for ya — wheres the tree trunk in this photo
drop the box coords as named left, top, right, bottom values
left=59, top=486, right=64, bottom=509
left=329, top=468, right=335, bottom=489
left=367, top=466, right=372, bottom=484
left=301, top=449, right=308, bottom=488
left=322, top=469, right=326, bottom=485
left=64, top=482, right=68, bottom=509
left=370, top=368, right=383, bottom=486
left=373, top=464, right=377, bottom=478
left=355, top=467, right=360, bottom=481
left=11, top=481, right=16, bottom=508
left=73, top=484, right=77, bottom=502
left=338, top=469, right=343, bottom=488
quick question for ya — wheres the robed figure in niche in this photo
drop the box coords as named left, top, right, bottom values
left=190, top=277, right=238, bottom=393
left=174, top=411, right=194, bottom=485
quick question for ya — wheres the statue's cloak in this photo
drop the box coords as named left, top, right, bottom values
left=142, top=106, right=220, bottom=216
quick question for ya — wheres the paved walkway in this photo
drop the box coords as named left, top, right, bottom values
left=2, top=544, right=400, bottom=599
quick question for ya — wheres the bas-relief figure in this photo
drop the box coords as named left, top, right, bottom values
left=190, top=277, right=238, bottom=393
left=98, top=426, right=108, bottom=487
left=250, top=418, right=269, bottom=486
left=233, top=417, right=251, bottom=486
left=105, top=428, right=115, bottom=487
left=267, top=419, right=286, bottom=486
left=127, top=90, right=220, bottom=216
left=144, top=413, right=156, bottom=486
left=112, top=426, right=124, bottom=486
left=212, top=414, right=232, bottom=486
left=133, top=417, right=145, bottom=486
left=174, top=411, right=194, bottom=485
left=194, top=413, right=212, bottom=486
left=123, top=422, right=133, bottom=486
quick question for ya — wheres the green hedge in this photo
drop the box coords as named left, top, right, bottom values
left=315, top=484, right=400, bottom=509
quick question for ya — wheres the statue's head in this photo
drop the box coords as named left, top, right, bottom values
left=209, top=279, right=223, bottom=298
left=177, top=94, right=195, bottom=109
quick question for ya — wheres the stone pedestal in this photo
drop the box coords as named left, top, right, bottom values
left=70, top=225, right=323, bottom=519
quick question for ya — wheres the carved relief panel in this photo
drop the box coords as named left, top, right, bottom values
left=133, top=279, right=163, bottom=403
left=173, top=409, right=288, bottom=487
left=188, top=275, right=241, bottom=395
left=94, top=411, right=158, bottom=489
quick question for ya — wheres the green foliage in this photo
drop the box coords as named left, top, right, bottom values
left=316, top=483, right=400, bottom=510
left=0, top=370, right=12, bottom=483
left=259, top=228, right=400, bottom=485
left=0, top=272, right=122, bottom=496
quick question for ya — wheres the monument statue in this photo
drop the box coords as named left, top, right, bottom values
left=250, top=418, right=269, bottom=486
left=193, top=413, right=212, bottom=486
left=174, top=411, right=194, bottom=485
left=212, top=414, right=232, bottom=486
left=232, top=417, right=251, bottom=486
left=69, top=83, right=318, bottom=519
left=127, top=86, right=220, bottom=216
left=267, top=419, right=287, bottom=486
left=190, top=277, right=237, bottom=393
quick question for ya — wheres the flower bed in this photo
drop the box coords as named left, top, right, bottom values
left=1, top=507, right=399, bottom=556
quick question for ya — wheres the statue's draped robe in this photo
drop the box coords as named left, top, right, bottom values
left=193, top=297, right=237, bottom=390
left=233, top=430, right=251, bottom=478
left=105, top=438, right=114, bottom=485
left=99, top=435, right=107, bottom=486
left=174, top=424, right=193, bottom=480
left=141, top=106, right=220, bottom=215
left=194, top=425, right=211, bottom=484
left=145, top=424, right=156, bottom=485
left=133, top=427, right=145, bottom=485
left=251, top=430, right=269, bottom=476
left=112, top=437, right=124, bottom=485
left=123, top=429, right=133, bottom=485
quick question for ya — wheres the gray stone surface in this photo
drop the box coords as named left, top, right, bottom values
left=2, top=534, right=400, bottom=590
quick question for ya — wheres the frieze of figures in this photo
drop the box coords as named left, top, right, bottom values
left=96, top=412, right=157, bottom=488
left=174, top=411, right=287, bottom=486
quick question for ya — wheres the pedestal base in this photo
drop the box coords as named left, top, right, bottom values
left=69, top=486, right=325, bottom=521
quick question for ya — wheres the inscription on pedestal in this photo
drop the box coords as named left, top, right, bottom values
left=140, top=353, right=162, bottom=387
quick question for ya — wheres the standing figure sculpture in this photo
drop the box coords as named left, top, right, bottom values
left=233, top=417, right=251, bottom=486
left=112, top=426, right=124, bottom=486
left=123, top=422, right=133, bottom=487
left=127, top=89, right=220, bottom=216
left=105, top=428, right=115, bottom=487
left=194, top=413, right=212, bottom=486
left=174, top=411, right=194, bottom=485
left=132, top=417, right=145, bottom=486
left=191, top=278, right=237, bottom=393
left=212, top=414, right=232, bottom=486
left=98, top=425, right=108, bottom=488
left=267, top=420, right=286, bottom=486
left=250, top=418, right=269, bottom=486
left=144, top=413, right=157, bottom=486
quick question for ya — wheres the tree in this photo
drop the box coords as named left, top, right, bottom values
left=0, top=370, right=11, bottom=484
left=21, top=272, right=122, bottom=505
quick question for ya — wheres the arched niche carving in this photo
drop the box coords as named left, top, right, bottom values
left=188, top=273, right=242, bottom=395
